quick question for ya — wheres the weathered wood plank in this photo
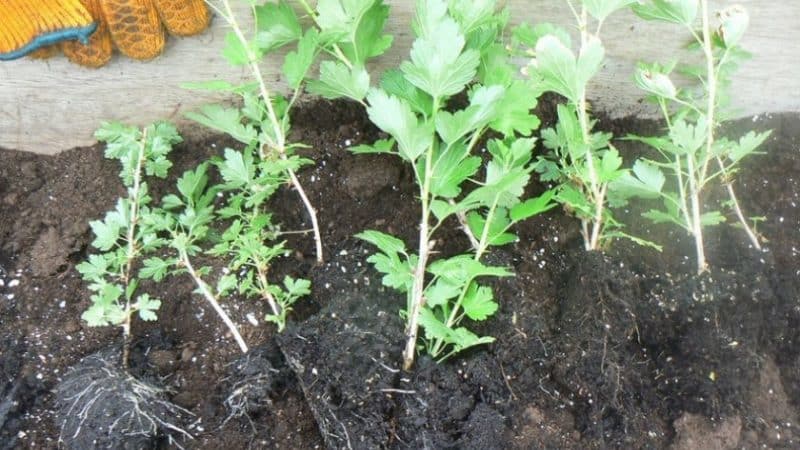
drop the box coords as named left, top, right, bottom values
left=0, top=1, right=797, bottom=154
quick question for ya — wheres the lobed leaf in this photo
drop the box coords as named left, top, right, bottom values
left=461, top=283, right=498, bottom=321
left=308, top=61, right=370, bottom=102
left=366, top=89, right=433, bottom=161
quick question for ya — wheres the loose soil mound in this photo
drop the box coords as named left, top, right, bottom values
left=0, top=101, right=798, bottom=449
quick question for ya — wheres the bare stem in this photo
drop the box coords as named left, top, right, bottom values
left=179, top=249, right=249, bottom=353
left=719, top=169, right=761, bottom=249
left=120, top=128, right=148, bottom=369
left=403, top=137, right=437, bottom=371
left=451, top=199, right=480, bottom=250
left=686, top=154, right=708, bottom=274
left=286, top=164, right=324, bottom=263
left=576, top=6, right=604, bottom=251
left=256, top=266, right=281, bottom=318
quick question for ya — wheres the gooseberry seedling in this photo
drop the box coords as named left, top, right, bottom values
left=318, top=0, right=555, bottom=370
left=141, top=163, right=252, bottom=353
left=186, top=0, right=327, bottom=262
left=614, top=0, right=770, bottom=273
left=516, top=0, right=655, bottom=251
left=77, top=121, right=181, bottom=367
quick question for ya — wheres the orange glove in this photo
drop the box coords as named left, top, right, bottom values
left=0, top=0, right=210, bottom=67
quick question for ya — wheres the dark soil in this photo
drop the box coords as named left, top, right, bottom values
left=0, top=100, right=798, bottom=449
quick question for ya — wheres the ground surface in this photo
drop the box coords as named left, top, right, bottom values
left=0, top=100, right=798, bottom=449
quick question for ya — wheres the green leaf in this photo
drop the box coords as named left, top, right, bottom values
left=412, top=0, right=449, bottom=39
left=670, top=118, right=707, bottom=155
left=356, top=230, right=408, bottom=256
left=533, top=34, right=604, bottom=104
left=700, top=211, right=726, bottom=226
left=424, top=278, right=462, bottom=308
left=643, top=208, right=681, bottom=226
left=451, top=328, right=495, bottom=351
left=557, top=184, right=593, bottom=217
left=718, top=5, right=749, bottom=48
left=358, top=230, right=416, bottom=291
left=461, top=283, right=498, bottom=320
left=81, top=304, right=110, bottom=327
left=135, top=294, right=161, bottom=321
left=283, top=29, right=319, bottom=89
left=222, top=31, right=251, bottom=66
left=216, top=274, right=239, bottom=296
left=185, top=105, right=257, bottom=145
left=435, top=85, right=504, bottom=145
left=513, top=22, right=571, bottom=49
left=283, top=276, right=311, bottom=297
left=429, top=147, right=481, bottom=198
left=89, top=219, right=121, bottom=251
left=430, top=199, right=459, bottom=221
left=308, top=61, right=370, bottom=102
left=533, top=35, right=579, bottom=103
left=488, top=81, right=541, bottom=137
left=366, top=253, right=416, bottom=291
left=728, top=130, right=770, bottom=164
left=401, top=11, right=480, bottom=99
left=95, top=122, right=140, bottom=149
left=428, top=255, right=511, bottom=285
left=76, top=254, right=113, bottom=284
left=634, top=63, right=677, bottom=99
left=315, top=0, right=392, bottom=65
left=577, top=36, right=605, bottom=92
left=418, top=307, right=454, bottom=342
left=366, top=89, right=433, bottom=161
left=632, top=0, right=698, bottom=25
left=140, top=257, right=172, bottom=282
left=598, top=147, right=624, bottom=182
left=218, top=148, right=255, bottom=188
left=380, top=69, right=433, bottom=116
left=509, top=190, right=557, bottom=221
left=176, top=164, right=210, bottom=204
left=350, top=138, right=396, bottom=154
left=254, top=0, right=302, bottom=52
left=449, top=0, right=494, bottom=29
left=582, top=0, right=638, bottom=22
left=610, top=159, right=665, bottom=200
left=344, top=0, right=393, bottom=64
left=162, top=193, right=184, bottom=210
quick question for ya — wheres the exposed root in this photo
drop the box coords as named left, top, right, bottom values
left=55, top=348, right=193, bottom=449
left=220, top=346, right=279, bottom=429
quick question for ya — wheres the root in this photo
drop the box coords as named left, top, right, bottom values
left=56, top=348, right=193, bottom=449
left=220, top=349, right=280, bottom=429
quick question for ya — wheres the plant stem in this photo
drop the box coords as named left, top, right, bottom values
left=722, top=178, right=761, bottom=249
left=699, top=0, right=716, bottom=182
left=119, top=128, right=148, bottom=369
left=285, top=159, right=324, bottom=263
left=403, top=133, right=438, bottom=371
left=256, top=266, right=281, bottom=319
left=686, top=154, right=707, bottom=274
left=576, top=5, right=604, bottom=251
left=179, top=249, right=249, bottom=353
left=216, top=0, right=324, bottom=263
left=697, top=1, right=759, bottom=251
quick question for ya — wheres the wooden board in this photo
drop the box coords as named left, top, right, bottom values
left=1, top=0, right=797, bottom=154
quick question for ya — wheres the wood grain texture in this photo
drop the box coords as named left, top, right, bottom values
left=1, top=0, right=797, bottom=154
